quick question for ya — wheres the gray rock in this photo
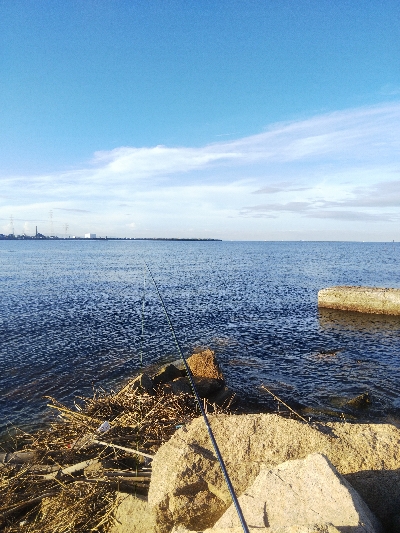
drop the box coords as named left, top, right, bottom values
left=109, top=493, right=156, bottom=533
left=214, top=453, right=381, bottom=533
left=317, top=286, right=400, bottom=315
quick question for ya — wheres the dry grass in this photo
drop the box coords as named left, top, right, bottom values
left=0, top=382, right=212, bottom=532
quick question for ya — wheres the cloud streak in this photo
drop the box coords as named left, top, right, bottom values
left=1, top=102, right=400, bottom=239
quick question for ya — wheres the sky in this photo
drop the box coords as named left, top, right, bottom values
left=1, top=0, right=399, bottom=240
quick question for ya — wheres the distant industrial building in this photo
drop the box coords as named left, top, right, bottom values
left=84, top=233, right=96, bottom=239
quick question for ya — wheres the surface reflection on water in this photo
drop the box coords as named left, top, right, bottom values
left=318, top=307, right=400, bottom=332
left=1, top=240, right=400, bottom=436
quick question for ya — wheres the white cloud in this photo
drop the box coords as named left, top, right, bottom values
left=1, top=102, right=400, bottom=239
left=304, top=210, right=397, bottom=222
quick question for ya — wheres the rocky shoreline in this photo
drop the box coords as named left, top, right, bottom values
left=2, top=350, right=400, bottom=533
left=110, top=351, right=400, bottom=533
left=147, top=413, right=400, bottom=533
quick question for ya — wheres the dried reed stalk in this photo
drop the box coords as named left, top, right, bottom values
left=0, top=383, right=220, bottom=532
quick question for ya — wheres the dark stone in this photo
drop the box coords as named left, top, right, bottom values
left=162, top=376, right=224, bottom=399
left=208, top=386, right=237, bottom=408
left=389, top=513, right=400, bottom=532
left=169, top=377, right=192, bottom=395
left=129, top=373, right=154, bottom=394
left=153, top=364, right=184, bottom=387
left=193, top=377, right=223, bottom=398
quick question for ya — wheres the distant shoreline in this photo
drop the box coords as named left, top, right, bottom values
left=0, top=236, right=222, bottom=241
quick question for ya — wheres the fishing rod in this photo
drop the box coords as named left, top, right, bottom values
left=144, top=262, right=250, bottom=533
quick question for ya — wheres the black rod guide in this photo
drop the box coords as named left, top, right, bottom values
left=144, top=262, right=250, bottom=533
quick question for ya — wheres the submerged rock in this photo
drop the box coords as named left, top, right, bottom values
left=345, top=392, right=371, bottom=410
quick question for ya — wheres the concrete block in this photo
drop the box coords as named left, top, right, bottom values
left=318, top=286, right=400, bottom=315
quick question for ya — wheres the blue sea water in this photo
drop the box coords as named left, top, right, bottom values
left=1, top=240, right=400, bottom=436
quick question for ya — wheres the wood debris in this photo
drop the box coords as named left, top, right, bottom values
left=0, top=382, right=206, bottom=532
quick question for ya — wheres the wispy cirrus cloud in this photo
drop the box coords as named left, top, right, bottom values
left=253, top=182, right=312, bottom=194
left=1, top=102, right=400, bottom=239
left=240, top=201, right=313, bottom=217
left=304, top=210, right=398, bottom=221
left=240, top=179, right=400, bottom=222
left=53, top=208, right=90, bottom=213
left=344, top=179, right=400, bottom=208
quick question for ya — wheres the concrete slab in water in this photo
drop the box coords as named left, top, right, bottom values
left=318, top=286, right=400, bottom=315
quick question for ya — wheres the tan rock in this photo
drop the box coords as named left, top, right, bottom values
left=109, top=493, right=156, bottom=533
left=173, top=524, right=341, bottom=532
left=317, top=286, right=400, bottom=315
left=187, top=349, right=224, bottom=381
left=214, top=453, right=380, bottom=533
left=148, top=414, right=400, bottom=532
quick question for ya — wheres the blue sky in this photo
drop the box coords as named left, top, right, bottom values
left=1, top=0, right=399, bottom=240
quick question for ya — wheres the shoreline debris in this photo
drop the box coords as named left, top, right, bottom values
left=0, top=349, right=233, bottom=532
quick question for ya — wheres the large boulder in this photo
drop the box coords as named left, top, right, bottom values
left=213, top=453, right=380, bottom=533
left=159, top=350, right=226, bottom=400
left=148, top=414, right=400, bottom=532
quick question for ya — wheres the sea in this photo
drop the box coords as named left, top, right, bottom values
left=1, top=240, right=400, bottom=438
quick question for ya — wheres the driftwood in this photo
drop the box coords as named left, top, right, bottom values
left=93, top=439, right=154, bottom=459
left=0, top=369, right=222, bottom=531
left=41, top=458, right=99, bottom=480
left=260, top=385, right=310, bottom=424
left=0, top=451, right=37, bottom=465
left=104, top=470, right=151, bottom=478
left=104, top=474, right=150, bottom=482
left=77, top=478, right=149, bottom=495
left=47, top=400, right=104, bottom=424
